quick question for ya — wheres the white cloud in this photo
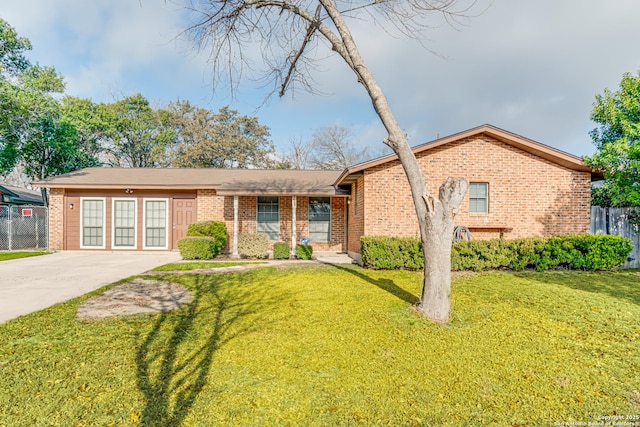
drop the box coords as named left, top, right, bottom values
left=2, top=0, right=640, bottom=156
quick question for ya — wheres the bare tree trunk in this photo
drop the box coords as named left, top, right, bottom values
left=183, top=0, right=474, bottom=322
left=417, top=178, right=467, bottom=321
left=320, top=0, right=468, bottom=323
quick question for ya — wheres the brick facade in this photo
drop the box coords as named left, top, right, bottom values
left=173, top=192, right=347, bottom=252
left=348, top=134, right=591, bottom=252
left=41, top=126, right=593, bottom=257
left=48, top=188, right=65, bottom=250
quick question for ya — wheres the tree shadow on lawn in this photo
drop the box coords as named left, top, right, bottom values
left=135, top=273, right=282, bottom=427
left=327, top=263, right=418, bottom=305
left=513, top=271, right=640, bottom=306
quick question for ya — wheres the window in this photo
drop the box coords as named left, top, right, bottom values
left=309, top=197, right=331, bottom=242
left=113, top=199, right=137, bottom=249
left=81, top=198, right=105, bottom=248
left=144, top=199, right=168, bottom=249
left=257, top=196, right=279, bottom=240
left=469, top=182, right=488, bottom=213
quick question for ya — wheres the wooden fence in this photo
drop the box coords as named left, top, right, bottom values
left=590, top=206, right=640, bottom=269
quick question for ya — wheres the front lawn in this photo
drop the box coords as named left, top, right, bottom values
left=0, top=251, right=49, bottom=262
left=0, top=265, right=638, bottom=426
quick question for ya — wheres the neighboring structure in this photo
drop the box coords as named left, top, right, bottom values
left=0, top=184, right=45, bottom=206
left=34, top=125, right=594, bottom=258
left=0, top=184, right=47, bottom=250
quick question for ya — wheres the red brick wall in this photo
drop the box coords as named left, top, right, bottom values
left=48, top=188, right=65, bottom=250
left=349, top=135, right=591, bottom=251
left=347, top=176, right=366, bottom=254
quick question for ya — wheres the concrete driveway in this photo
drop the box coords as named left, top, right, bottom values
left=0, top=251, right=181, bottom=324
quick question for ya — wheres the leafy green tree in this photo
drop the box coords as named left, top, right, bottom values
left=167, top=101, right=275, bottom=168
left=0, top=18, right=97, bottom=202
left=96, top=94, right=177, bottom=168
left=21, top=117, right=98, bottom=203
left=60, top=96, right=105, bottom=160
left=0, top=17, right=32, bottom=75
left=585, top=70, right=640, bottom=207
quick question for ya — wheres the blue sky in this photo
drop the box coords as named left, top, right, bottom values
left=2, top=0, right=640, bottom=158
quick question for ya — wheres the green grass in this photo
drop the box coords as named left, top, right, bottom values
left=1, top=266, right=639, bottom=426
left=0, top=251, right=49, bottom=261
left=151, top=261, right=267, bottom=272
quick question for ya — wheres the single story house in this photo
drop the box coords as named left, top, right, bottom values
left=34, top=125, right=594, bottom=259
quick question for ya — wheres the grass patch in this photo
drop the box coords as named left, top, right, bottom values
left=0, top=251, right=49, bottom=262
left=151, top=261, right=267, bottom=272
left=0, top=267, right=638, bottom=426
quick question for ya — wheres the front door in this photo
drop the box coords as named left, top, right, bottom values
left=172, top=198, right=196, bottom=249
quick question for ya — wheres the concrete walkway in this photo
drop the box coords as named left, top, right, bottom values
left=0, top=251, right=181, bottom=324
left=314, top=252, right=355, bottom=264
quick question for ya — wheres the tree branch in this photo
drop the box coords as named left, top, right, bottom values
left=279, top=4, right=322, bottom=97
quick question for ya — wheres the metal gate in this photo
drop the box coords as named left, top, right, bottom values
left=0, top=205, right=48, bottom=251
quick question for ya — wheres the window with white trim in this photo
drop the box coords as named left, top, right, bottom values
left=113, top=199, right=137, bottom=249
left=144, top=199, right=168, bottom=249
left=81, top=198, right=105, bottom=248
left=469, top=182, right=489, bottom=213
left=257, top=196, right=279, bottom=240
left=309, top=197, right=331, bottom=242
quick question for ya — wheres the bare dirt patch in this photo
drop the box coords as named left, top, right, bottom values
left=77, top=278, right=193, bottom=320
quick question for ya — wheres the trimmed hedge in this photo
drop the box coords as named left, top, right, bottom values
left=186, top=221, right=227, bottom=256
left=360, top=236, right=423, bottom=270
left=273, top=242, right=290, bottom=260
left=177, top=236, right=217, bottom=260
left=361, top=234, right=633, bottom=272
left=238, top=233, right=269, bottom=259
left=296, top=244, right=313, bottom=260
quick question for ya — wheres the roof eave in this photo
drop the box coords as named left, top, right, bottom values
left=335, top=124, right=593, bottom=185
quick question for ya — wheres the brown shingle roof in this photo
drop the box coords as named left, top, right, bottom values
left=33, top=168, right=347, bottom=196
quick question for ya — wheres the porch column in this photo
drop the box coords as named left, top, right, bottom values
left=233, top=195, right=239, bottom=256
left=291, top=195, right=297, bottom=256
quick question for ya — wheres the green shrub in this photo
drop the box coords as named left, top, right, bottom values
left=361, top=234, right=633, bottom=272
left=177, top=236, right=217, bottom=260
left=273, top=242, right=290, bottom=260
left=186, top=221, right=228, bottom=256
left=238, top=233, right=269, bottom=259
left=360, top=236, right=423, bottom=270
left=296, top=244, right=313, bottom=260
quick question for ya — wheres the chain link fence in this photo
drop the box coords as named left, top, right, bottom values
left=0, top=205, right=48, bottom=251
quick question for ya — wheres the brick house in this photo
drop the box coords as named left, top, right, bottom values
left=34, top=125, right=593, bottom=258
left=336, top=125, right=593, bottom=259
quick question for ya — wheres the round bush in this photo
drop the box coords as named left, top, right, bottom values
left=178, top=237, right=217, bottom=260
left=273, top=242, right=290, bottom=260
left=186, top=221, right=228, bottom=256
left=238, top=233, right=269, bottom=259
left=296, top=244, right=313, bottom=260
